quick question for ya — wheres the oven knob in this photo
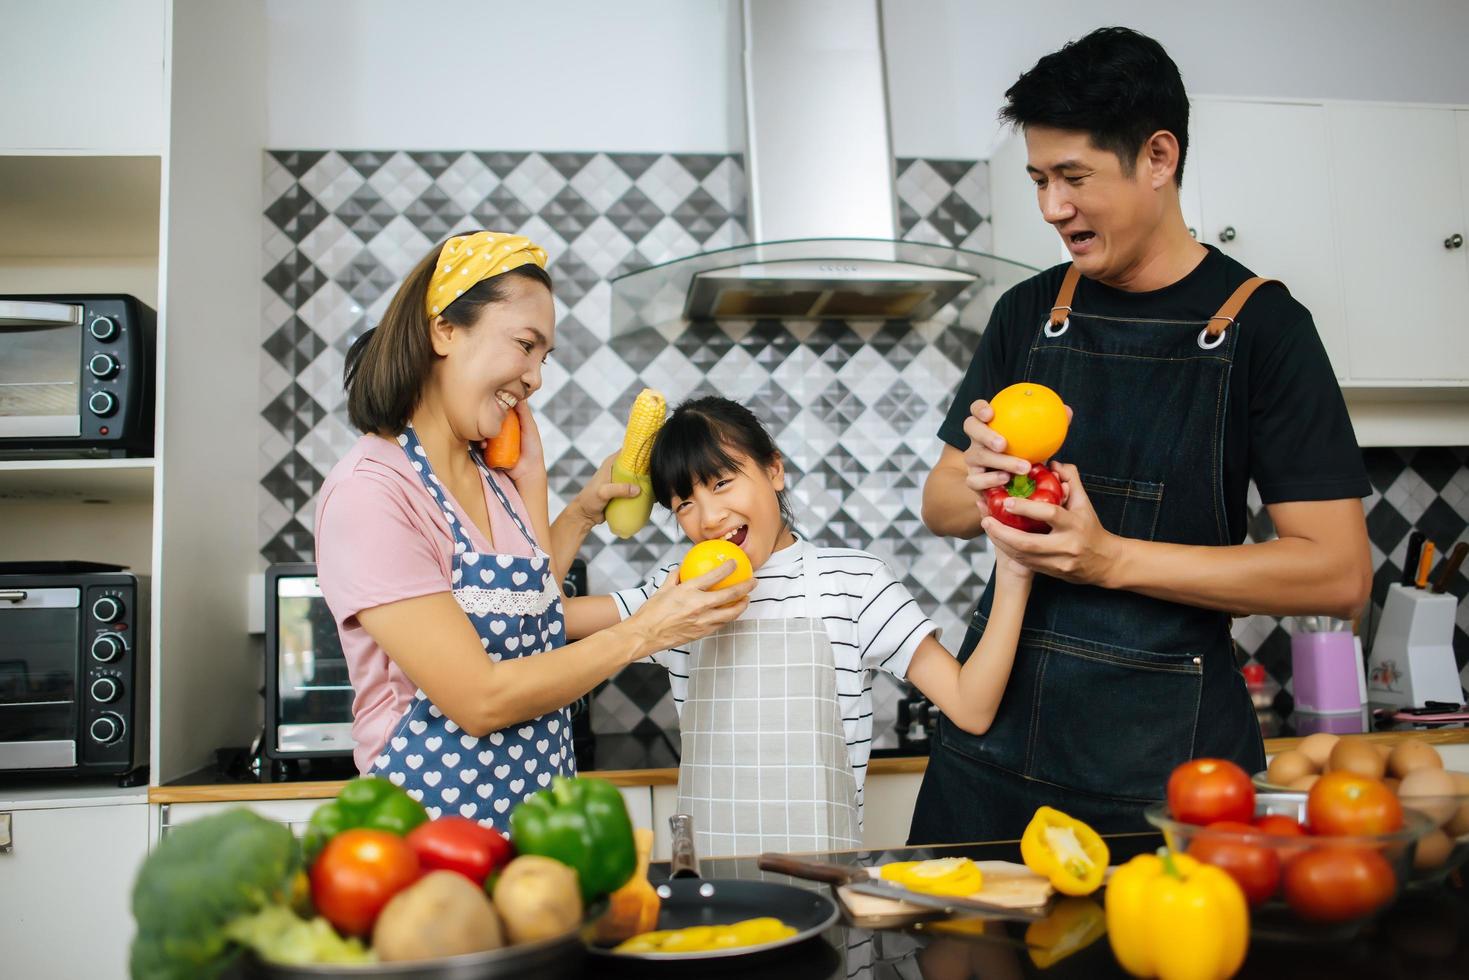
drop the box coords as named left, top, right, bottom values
left=88, top=390, right=117, bottom=417
left=89, top=353, right=119, bottom=379
left=90, top=712, right=126, bottom=745
left=91, top=632, right=126, bottom=663
left=89, top=315, right=119, bottom=341
left=91, top=676, right=122, bottom=703
left=92, top=595, right=124, bottom=623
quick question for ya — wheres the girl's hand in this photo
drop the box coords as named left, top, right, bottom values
left=991, top=542, right=1033, bottom=584
left=625, top=561, right=753, bottom=658
left=502, top=400, right=546, bottom=488
left=570, top=452, right=640, bottom=528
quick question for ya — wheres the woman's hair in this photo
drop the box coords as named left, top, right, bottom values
left=648, top=396, right=796, bottom=531
left=342, top=234, right=553, bottom=435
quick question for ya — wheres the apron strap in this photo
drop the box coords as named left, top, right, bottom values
left=1049, top=264, right=1083, bottom=329
left=468, top=448, right=540, bottom=552
left=1204, top=277, right=1285, bottom=337
left=799, top=539, right=822, bottom=623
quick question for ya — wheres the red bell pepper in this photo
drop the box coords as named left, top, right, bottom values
left=404, top=817, right=514, bottom=885
left=984, top=464, right=1063, bottom=534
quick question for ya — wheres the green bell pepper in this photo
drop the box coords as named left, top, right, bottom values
left=509, top=776, right=636, bottom=902
left=302, top=776, right=428, bottom=861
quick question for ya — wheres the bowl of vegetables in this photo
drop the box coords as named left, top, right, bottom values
left=1149, top=758, right=1435, bottom=939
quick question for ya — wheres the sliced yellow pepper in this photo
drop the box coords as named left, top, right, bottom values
left=1025, top=896, right=1106, bottom=969
left=612, top=917, right=796, bottom=954
left=1104, top=850, right=1249, bottom=980
left=1020, top=806, right=1109, bottom=896
left=882, top=857, right=985, bottom=896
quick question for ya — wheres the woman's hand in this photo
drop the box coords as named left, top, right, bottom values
left=568, top=452, right=640, bottom=529
left=623, top=561, right=753, bottom=659
left=502, top=400, right=546, bottom=489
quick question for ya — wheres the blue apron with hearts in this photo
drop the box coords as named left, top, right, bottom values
left=367, top=425, right=574, bottom=828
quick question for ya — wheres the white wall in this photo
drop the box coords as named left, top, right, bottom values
left=264, top=0, right=742, bottom=151
left=884, top=0, right=1469, bottom=158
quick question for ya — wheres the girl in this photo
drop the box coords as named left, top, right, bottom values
left=314, top=232, right=752, bottom=828
left=571, top=397, right=1035, bottom=856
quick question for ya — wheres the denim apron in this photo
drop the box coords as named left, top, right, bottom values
left=910, top=265, right=1274, bottom=843
left=368, top=425, right=573, bottom=829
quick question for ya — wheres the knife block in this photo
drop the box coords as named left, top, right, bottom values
left=1366, top=584, right=1462, bottom=708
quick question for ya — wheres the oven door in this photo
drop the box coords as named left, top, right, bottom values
left=0, top=585, right=81, bottom=768
left=0, top=301, right=84, bottom=440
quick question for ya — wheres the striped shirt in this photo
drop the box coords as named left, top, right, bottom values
left=611, top=538, right=940, bottom=811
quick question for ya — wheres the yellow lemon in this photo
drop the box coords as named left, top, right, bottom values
left=989, top=382, right=1069, bottom=464
left=678, top=539, right=754, bottom=589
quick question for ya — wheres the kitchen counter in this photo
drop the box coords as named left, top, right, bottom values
left=583, top=835, right=1469, bottom=980
left=147, top=727, right=1469, bottom=804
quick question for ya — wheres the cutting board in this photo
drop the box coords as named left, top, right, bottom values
left=837, top=861, right=1054, bottom=921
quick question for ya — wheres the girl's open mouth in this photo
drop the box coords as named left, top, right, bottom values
left=719, top=524, right=748, bottom=548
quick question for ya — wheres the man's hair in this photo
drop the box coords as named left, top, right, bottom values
left=1000, top=27, right=1189, bottom=186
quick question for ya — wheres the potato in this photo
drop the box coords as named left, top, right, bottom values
left=1398, top=768, right=1459, bottom=826
left=373, top=870, right=503, bottom=962
left=1387, top=740, right=1443, bottom=778
left=1267, top=750, right=1313, bottom=787
left=1297, top=733, right=1338, bottom=769
left=493, top=855, right=583, bottom=945
left=1414, top=828, right=1454, bottom=871
left=1328, top=738, right=1386, bottom=779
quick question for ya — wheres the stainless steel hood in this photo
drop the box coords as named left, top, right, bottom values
left=610, top=0, right=1033, bottom=330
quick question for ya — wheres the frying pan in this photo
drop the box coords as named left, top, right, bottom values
left=587, top=814, right=841, bottom=963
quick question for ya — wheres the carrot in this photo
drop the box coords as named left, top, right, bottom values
left=485, top=408, right=520, bottom=468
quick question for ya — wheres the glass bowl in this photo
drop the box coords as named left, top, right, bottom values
left=1145, top=792, right=1435, bottom=941
left=1395, top=792, right=1469, bottom=887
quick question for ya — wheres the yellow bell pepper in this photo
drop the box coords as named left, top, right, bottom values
left=1020, top=806, right=1109, bottom=896
left=1025, top=896, right=1106, bottom=969
left=1105, top=851, right=1249, bottom=980
left=882, top=857, right=985, bottom=896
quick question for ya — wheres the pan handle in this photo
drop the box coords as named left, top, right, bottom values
left=756, top=853, right=860, bottom=885
left=668, top=814, right=700, bottom=879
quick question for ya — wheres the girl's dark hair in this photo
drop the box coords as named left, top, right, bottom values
left=1000, top=26, right=1190, bottom=186
left=649, top=396, right=796, bottom=531
left=343, top=233, right=553, bottom=435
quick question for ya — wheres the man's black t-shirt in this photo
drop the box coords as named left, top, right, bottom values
left=939, top=246, right=1370, bottom=543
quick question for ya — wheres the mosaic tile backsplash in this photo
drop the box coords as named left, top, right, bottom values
left=260, top=149, right=1469, bottom=748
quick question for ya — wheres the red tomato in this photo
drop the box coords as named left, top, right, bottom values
left=1306, top=771, right=1404, bottom=836
left=983, top=464, right=1064, bottom=534
left=1253, top=814, right=1307, bottom=837
left=1167, top=758, right=1255, bottom=826
left=1282, top=846, right=1397, bottom=922
left=1188, top=821, right=1281, bottom=906
left=405, top=816, right=514, bottom=884
left=311, top=828, right=421, bottom=937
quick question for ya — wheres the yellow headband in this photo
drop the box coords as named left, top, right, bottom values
left=425, top=231, right=548, bottom=319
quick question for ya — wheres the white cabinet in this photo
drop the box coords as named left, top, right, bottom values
left=1327, top=104, right=1469, bottom=382
left=1190, top=100, right=1350, bottom=379
left=0, top=795, right=149, bottom=980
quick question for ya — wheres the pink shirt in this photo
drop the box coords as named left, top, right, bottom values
left=314, top=433, right=539, bottom=773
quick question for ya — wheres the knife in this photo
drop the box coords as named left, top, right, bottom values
left=1416, top=541, right=1436, bottom=589
left=756, top=854, right=1049, bottom=921
left=1402, top=531, right=1426, bottom=586
left=1432, top=541, right=1467, bottom=594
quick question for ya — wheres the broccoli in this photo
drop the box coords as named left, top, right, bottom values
left=130, top=808, right=301, bottom=979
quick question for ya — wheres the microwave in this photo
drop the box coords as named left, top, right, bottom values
left=0, top=294, right=156, bottom=458
left=265, top=559, right=593, bottom=763
left=0, top=562, right=149, bottom=783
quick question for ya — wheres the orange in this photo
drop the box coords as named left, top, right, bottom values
left=989, top=382, right=1068, bottom=463
left=678, top=539, right=753, bottom=589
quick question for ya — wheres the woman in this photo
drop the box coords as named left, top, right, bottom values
left=315, top=230, right=751, bottom=826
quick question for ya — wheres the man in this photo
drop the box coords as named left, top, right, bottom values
left=909, top=27, right=1372, bottom=843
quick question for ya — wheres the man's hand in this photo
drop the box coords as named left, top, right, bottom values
left=962, top=398, right=1073, bottom=518
left=983, top=463, right=1120, bottom=586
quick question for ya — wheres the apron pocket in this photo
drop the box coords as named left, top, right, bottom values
left=1080, top=472, right=1164, bottom=541
left=1028, top=634, right=1202, bottom=803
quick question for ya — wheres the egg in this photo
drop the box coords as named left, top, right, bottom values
left=1413, top=828, right=1454, bottom=871
left=1267, top=750, right=1314, bottom=788
left=1387, top=741, right=1444, bottom=778
left=1328, top=737, right=1387, bottom=779
left=1449, top=771, right=1469, bottom=794
left=1398, top=767, right=1459, bottom=826
left=1448, top=803, right=1469, bottom=838
left=1384, top=777, right=1401, bottom=794
left=1297, top=732, right=1339, bottom=769
left=1288, top=774, right=1320, bottom=792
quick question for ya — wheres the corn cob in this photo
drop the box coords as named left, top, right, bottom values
left=605, top=388, right=666, bottom=538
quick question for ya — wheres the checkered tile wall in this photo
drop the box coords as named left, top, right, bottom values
left=261, top=149, right=1467, bottom=749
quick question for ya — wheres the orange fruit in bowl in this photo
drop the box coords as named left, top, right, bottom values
left=679, top=539, right=753, bottom=589
left=989, top=383, right=1069, bottom=464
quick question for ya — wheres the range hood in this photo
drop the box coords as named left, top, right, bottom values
left=610, top=0, right=1034, bottom=332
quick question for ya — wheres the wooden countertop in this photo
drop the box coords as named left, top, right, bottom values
left=148, top=728, right=1469, bottom=804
